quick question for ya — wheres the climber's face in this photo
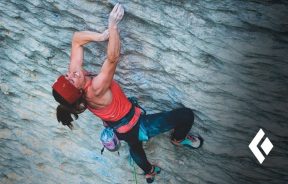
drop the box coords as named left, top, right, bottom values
left=65, top=70, right=85, bottom=89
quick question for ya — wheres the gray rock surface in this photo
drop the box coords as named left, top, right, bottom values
left=1, top=0, right=288, bottom=184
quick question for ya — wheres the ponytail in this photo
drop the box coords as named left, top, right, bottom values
left=56, top=105, right=78, bottom=130
left=52, top=89, right=86, bottom=130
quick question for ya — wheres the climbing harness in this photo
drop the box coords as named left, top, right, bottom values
left=100, top=97, right=146, bottom=154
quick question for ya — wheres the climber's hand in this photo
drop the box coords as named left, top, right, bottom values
left=108, top=3, right=124, bottom=28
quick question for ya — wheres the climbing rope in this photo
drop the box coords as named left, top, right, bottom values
left=129, top=155, right=138, bottom=184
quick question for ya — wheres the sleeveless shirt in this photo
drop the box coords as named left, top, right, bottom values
left=86, top=80, right=141, bottom=133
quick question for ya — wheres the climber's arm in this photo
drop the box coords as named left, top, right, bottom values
left=69, top=30, right=109, bottom=72
left=91, top=3, right=124, bottom=96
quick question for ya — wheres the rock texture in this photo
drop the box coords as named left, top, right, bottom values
left=1, top=0, right=288, bottom=184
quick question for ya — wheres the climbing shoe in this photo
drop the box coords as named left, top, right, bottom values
left=145, top=165, right=161, bottom=183
left=171, top=134, right=203, bottom=149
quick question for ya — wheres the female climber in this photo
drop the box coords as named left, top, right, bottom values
left=51, top=3, right=202, bottom=183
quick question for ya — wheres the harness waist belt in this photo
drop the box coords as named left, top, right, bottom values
left=104, top=103, right=135, bottom=130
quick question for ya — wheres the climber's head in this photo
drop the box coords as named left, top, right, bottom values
left=64, top=70, right=86, bottom=90
left=52, top=74, right=83, bottom=105
left=52, top=70, right=87, bottom=130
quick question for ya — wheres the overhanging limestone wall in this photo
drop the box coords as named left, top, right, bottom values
left=0, top=1, right=287, bottom=184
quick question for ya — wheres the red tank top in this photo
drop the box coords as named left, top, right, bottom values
left=86, top=80, right=141, bottom=133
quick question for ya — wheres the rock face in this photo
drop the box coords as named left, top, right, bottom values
left=1, top=0, right=288, bottom=184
